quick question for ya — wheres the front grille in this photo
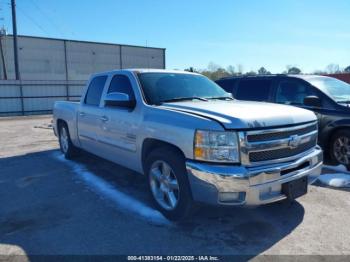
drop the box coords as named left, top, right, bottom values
left=249, top=138, right=316, bottom=162
left=247, top=123, right=317, bottom=142
left=240, top=122, right=318, bottom=165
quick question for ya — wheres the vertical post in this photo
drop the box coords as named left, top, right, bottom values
left=63, top=40, right=69, bottom=100
left=11, top=0, right=20, bottom=80
left=163, top=49, right=166, bottom=69
left=0, top=35, right=7, bottom=79
left=120, top=45, right=123, bottom=69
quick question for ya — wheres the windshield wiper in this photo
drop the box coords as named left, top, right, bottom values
left=337, top=100, right=350, bottom=104
left=207, top=96, right=234, bottom=100
left=161, top=97, right=208, bottom=103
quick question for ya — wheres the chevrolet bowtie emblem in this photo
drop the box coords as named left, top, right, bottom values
left=288, top=135, right=301, bottom=149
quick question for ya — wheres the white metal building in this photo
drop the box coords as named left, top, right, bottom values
left=0, top=35, right=166, bottom=116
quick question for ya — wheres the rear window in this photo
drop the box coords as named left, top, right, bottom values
left=236, top=79, right=272, bottom=101
left=85, top=75, right=108, bottom=106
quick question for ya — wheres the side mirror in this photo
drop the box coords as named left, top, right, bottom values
left=304, top=96, right=321, bottom=108
left=104, top=92, right=136, bottom=108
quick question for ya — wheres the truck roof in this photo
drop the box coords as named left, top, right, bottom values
left=91, top=68, right=200, bottom=76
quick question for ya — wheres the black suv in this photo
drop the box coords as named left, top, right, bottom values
left=216, top=74, right=350, bottom=169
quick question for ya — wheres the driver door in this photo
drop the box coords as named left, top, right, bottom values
left=97, top=73, right=141, bottom=169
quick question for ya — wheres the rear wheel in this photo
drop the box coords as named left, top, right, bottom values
left=330, top=129, right=350, bottom=171
left=59, top=122, right=79, bottom=159
left=145, top=147, right=194, bottom=221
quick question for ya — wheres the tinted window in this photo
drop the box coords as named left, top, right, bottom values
left=216, top=79, right=235, bottom=93
left=276, top=80, right=315, bottom=105
left=108, top=75, right=135, bottom=100
left=85, top=75, right=108, bottom=106
left=236, top=79, right=272, bottom=101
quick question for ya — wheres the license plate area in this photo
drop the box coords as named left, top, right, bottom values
left=282, top=177, right=308, bottom=200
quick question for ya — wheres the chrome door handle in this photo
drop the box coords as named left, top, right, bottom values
left=79, top=112, right=85, bottom=117
left=100, top=116, right=109, bottom=122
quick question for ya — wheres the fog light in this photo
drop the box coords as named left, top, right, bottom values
left=219, top=192, right=246, bottom=203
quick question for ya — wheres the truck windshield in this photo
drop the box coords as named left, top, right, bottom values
left=309, top=77, right=350, bottom=103
left=137, top=73, right=232, bottom=105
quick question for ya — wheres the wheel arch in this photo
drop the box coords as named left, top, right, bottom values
left=141, top=138, right=186, bottom=174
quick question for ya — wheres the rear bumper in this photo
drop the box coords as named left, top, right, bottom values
left=186, top=146, right=323, bottom=206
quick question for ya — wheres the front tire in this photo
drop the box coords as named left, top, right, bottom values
left=330, top=129, right=350, bottom=171
left=145, top=147, right=194, bottom=221
left=58, top=122, right=79, bottom=159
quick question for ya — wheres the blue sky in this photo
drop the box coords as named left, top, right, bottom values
left=1, top=0, right=349, bottom=73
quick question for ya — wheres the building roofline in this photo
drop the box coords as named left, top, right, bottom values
left=6, top=34, right=166, bottom=51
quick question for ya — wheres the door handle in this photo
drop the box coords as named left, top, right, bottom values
left=100, top=116, right=109, bottom=122
left=79, top=112, right=85, bottom=117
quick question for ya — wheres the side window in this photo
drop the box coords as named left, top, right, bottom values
left=85, top=75, right=108, bottom=106
left=276, top=80, right=315, bottom=105
left=236, top=79, right=272, bottom=101
left=107, top=74, right=135, bottom=100
left=216, top=79, right=235, bottom=93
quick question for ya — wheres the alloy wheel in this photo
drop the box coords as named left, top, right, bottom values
left=333, top=136, right=350, bottom=165
left=149, top=160, right=180, bottom=210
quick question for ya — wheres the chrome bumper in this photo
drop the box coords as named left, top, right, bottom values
left=186, top=146, right=323, bottom=206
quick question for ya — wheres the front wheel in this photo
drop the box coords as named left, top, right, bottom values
left=330, top=129, right=350, bottom=171
left=145, top=147, right=194, bottom=221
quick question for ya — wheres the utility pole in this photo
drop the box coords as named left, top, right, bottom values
left=11, top=0, right=20, bottom=80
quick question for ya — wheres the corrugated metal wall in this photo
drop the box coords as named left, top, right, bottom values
left=0, top=35, right=166, bottom=116
left=0, top=80, right=86, bottom=116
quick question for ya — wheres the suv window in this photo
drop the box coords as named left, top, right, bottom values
left=216, top=79, right=236, bottom=93
left=276, top=80, right=314, bottom=105
left=85, top=75, right=108, bottom=106
left=236, top=79, right=272, bottom=101
left=107, top=74, right=135, bottom=100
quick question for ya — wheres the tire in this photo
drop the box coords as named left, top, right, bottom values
left=58, top=122, right=79, bottom=159
left=145, top=146, right=194, bottom=221
left=329, top=129, right=350, bottom=171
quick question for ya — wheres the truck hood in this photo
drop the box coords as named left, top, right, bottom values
left=161, top=100, right=317, bottom=129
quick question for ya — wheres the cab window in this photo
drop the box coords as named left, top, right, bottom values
left=84, top=75, right=108, bottom=106
left=107, top=74, right=135, bottom=100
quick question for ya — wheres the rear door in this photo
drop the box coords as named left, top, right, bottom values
left=77, top=75, right=108, bottom=152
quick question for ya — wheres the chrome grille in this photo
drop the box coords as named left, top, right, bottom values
left=249, top=138, right=316, bottom=162
left=239, top=122, right=318, bottom=165
left=247, top=123, right=317, bottom=142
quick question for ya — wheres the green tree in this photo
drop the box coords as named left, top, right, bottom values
left=287, top=66, right=302, bottom=74
left=258, top=67, right=271, bottom=75
left=344, top=66, right=350, bottom=73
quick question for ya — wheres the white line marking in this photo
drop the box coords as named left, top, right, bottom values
left=53, top=152, right=170, bottom=226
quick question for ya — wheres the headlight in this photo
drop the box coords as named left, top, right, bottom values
left=194, top=130, right=240, bottom=163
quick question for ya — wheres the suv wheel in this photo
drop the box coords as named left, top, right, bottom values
left=330, top=129, right=350, bottom=171
left=59, top=122, right=79, bottom=159
left=145, top=147, right=194, bottom=221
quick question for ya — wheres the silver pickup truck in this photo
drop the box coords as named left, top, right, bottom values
left=53, top=69, right=323, bottom=221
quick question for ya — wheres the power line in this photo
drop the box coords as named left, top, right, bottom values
left=28, top=0, right=65, bottom=37
left=16, top=4, right=50, bottom=35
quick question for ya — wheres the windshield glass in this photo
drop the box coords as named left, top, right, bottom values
left=137, top=73, right=231, bottom=105
left=308, top=77, right=350, bottom=103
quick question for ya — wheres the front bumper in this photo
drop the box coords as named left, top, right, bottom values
left=186, top=146, right=323, bottom=206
